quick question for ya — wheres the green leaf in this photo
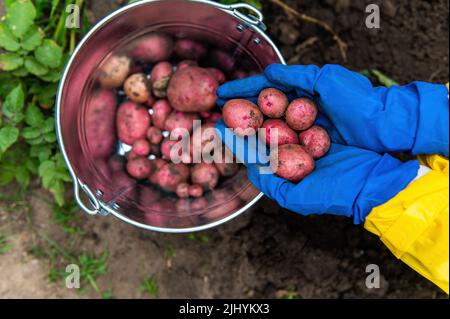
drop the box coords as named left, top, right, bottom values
left=38, top=69, right=62, bottom=82
left=38, top=160, right=55, bottom=187
left=4, top=0, right=16, bottom=9
left=3, top=85, right=25, bottom=115
left=44, top=132, right=57, bottom=143
left=50, top=0, right=61, bottom=19
left=21, top=26, right=44, bottom=51
left=0, top=23, right=20, bottom=51
left=25, top=104, right=45, bottom=127
left=0, top=169, right=15, bottom=186
left=30, top=144, right=52, bottom=162
left=43, top=117, right=55, bottom=133
left=25, top=56, right=49, bottom=76
left=0, top=74, right=22, bottom=99
left=15, top=166, right=30, bottom=188
left=25, top=135, right=45, bottom=145
left=0, top=53, right=24, bottom=71
left=12, top=66, right=29, bottom=77
left=21, top=127, right=41, bottom=140
left=35, top=39, right=63, bottom=69
left=370, top=69, right=399, bottom=88
left=0, top=126, right=19, bottom=153
left=5, top=0, right=37, bottom=38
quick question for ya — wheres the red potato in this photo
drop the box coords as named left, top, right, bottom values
left=148, top=158, right=167, bottom=184
left=270, top=144, right=315, bottom=182
left=132, top=139, right=151, bottom=157
left=260, top=119, right=299, bottom=146
left=214, top=148, right=239, bottom=177
left=126, top=157, right=152, bottom=179
left=176, top=183, right=190, bottom=198
left=231, top=69, right=248, bottom=79
left=160, top=138, right=178, bottom=160
left=191, top=197, right=208, bottom=211
left=214, top=161, right=239, bottom=177
left=98, top=55, right=131, bottom=89
left=209, top=112, right=223, bottom=123
left=152, top=163, right=190, bottom=192
left=285, top=98, right=318, bottom=130
left=205, top=188, right=241, bottom=221
left=206, top=68, right=226, bottom=84
left=107, top=155, right=125, bottom=172
left=177, top=60, right=198, bottom=70
left=146, top=93, right=157, bottom=108
left=209, top=50, right=235, bottom=72
left=85, top=89, right=117, bottom=159
left=199, top=111, right=211, bottom=119
left=174, top=39, right=208, bottom=60
left=124, top=73, right=151, bottom=103
left=258, top=88, right=289, bottom=118
left=188, top=184, right=204, bottom=198
left=151, top=99, right=172, bottom=129
left=116, top=101, right=151, bottom=145
left=191, top=163, right=220, bottom=191
left=132, top=33, right=173, bottom=63
left=151, top=61, right=173, bottom=98
left=222, top=99, right=264, bottom=136
left=167, top=66, right=219, bottom=112
left=191, top=122, right=219, bottom=159
left=146, top=126, right=163, bottom=144
left=164, top=111, right=200, bottom=134
left=299, top=125, right=331, bottom=159
left=127, top=150, right=140, bottom=161
left=161, top=137, right=191, bottom=163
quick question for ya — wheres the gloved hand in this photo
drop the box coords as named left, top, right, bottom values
left=217, top=64, right=449, bottom=157
left=215, top=120, right=419, bottom=224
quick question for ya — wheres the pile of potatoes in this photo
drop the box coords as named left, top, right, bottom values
left=93, top=32, right=250, bottom=199
left=223, top=89, right=331, bottom=182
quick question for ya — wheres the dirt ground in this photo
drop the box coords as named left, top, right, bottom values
left=0, top=0, right=448, bottom=299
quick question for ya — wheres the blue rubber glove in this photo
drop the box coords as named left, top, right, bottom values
left=215, top=120, right=419, bottom=224
left=217, top=64, right=449, bottom=157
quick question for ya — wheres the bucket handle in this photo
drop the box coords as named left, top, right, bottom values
left=214, top=2, right=266, bottom=29
left=74, top=178, right=100, bottom=215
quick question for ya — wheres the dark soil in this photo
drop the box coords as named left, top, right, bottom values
left=1, top=0, right=447, bottom=299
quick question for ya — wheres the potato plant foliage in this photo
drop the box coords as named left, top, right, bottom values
left=0, top=0, right=89, bottom=205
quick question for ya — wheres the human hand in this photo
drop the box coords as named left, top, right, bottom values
left=214, top=120, right=419, bottom=224
left=217, top=64, right=449, bottom=157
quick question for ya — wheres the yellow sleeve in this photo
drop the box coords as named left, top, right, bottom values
left=364, top=155, right=449, bottom=294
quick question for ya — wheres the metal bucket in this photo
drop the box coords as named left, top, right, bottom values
left=56, top=0, right=285, bottom=233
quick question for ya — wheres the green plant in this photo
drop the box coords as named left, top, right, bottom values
left=0, top=0, right=90, bottom=205
left=139, top=277, right=159, bottom=298
left=0, top=234, right=13, bottom=254
left=361, top=69, right=399, bottom=88
left=164, top=246, right=176, bottom=258
left=44, top=246, right=110, bottom=298
left=51, top=202, right=83, bottom=235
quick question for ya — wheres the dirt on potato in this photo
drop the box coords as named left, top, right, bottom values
left=0, top=0, right=448, bottom=299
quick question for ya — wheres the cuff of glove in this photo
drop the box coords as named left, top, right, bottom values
left=353, top=157, right=419, bottom=224
left=411, top=82, right=449, bottom=157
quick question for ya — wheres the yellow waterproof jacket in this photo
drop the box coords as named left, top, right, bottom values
left=365, top=154, right=449, bottom=294
left=365, top=83, right=449, bottom=294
